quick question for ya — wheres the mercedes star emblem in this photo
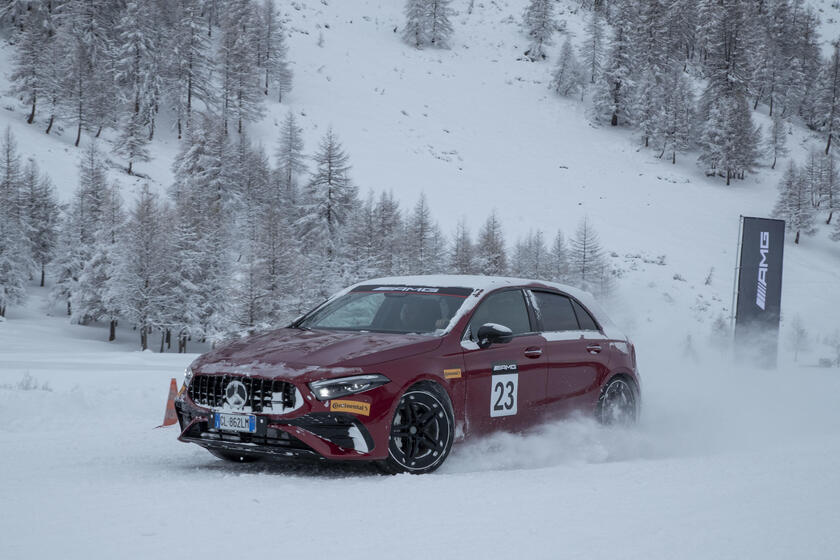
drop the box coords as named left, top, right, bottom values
left=224, top=380, right=248, bottom=410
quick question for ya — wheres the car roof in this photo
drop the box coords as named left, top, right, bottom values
left=357, top=274, right=583, bottom=298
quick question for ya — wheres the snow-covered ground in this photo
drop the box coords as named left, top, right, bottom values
left=2, top=289, right=840, bottom=558
left=2, top=0, right=840, bottom=557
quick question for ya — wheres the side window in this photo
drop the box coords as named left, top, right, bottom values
left=572, top=300, right=599, bottom=331
left=468, top=290, right=532, bottom=337
left=531, top=291, right=579, bottom=331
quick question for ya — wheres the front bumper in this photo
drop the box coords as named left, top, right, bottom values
left=175, top=394, right=379, bottom=462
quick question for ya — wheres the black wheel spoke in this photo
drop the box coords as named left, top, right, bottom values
left=417, top=407, right=436, bottom=428
left=421, top=433, right=442, bottom=452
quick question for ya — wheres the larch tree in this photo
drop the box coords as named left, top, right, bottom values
left=581, top=11, right=605, bottom=84
left=765, top=110, right=789, bottom=170
left=275, top=111, right=306, bottom=206
left=772, top=161, right=815, bottom=244
left=475, top=211, right=507, bottom=275
left=549, top=230, right=569, bottom=283
left=569, top=217, right=610, bottom=295
left=552, top=38, right=585, bottom=98
left=22, top=160, right=60, bottom=287
left=593, top=0, right=637, bottom=127
left=522, top=0, right=556, bottom=62
left=450, top=217, right=475, bottom=275
left=258, top=0, right=292, bottom=102
left=0, top=128, right=28, bottom=317
left=697, top=0, right=760, bottom=185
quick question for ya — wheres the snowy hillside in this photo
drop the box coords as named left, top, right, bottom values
left=2, top=1, right=840, bottom=557
left=0, top=0, right=837, bottom=356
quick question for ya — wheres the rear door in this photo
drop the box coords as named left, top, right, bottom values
left=462, top=289, right=548, bottom=435
left=528, top=290, right=611, bottom=414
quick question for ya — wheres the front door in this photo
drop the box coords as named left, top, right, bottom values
left=462, top=289, right=548, bottom=435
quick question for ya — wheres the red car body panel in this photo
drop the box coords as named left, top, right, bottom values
left=175, top=277, right=639, bottom=463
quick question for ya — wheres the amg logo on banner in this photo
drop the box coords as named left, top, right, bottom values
left=756, top=231, right=769, bottom=310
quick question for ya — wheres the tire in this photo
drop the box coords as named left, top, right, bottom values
left=208, top=449, right=260, bottom=463
left=379, top=383, right=455, bottom=475
left=597, top=376, right=639, bottom=426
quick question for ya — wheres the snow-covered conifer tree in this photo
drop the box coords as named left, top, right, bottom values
left=22, top=161, right=59, bottom=287
left=219, top=1, right=266, bottom=133
left=403, top=0, right=453, bottom=49
left=259, top=0, right=292, bottom=102
left=552, top=38, right=584, bottom=98
left=772, top=161, right=815, bottom=244
left=0, top=129, right=28, bottom=316
left=450, top=218, right=475, bottom=275
left=765, top=110, right=789, bottom=170
left=374, top=191, right=404, bottom=276
left=592, top=0, right=637, bottom=126
left=581, top=11, right=605, bottom=84
left=549, top=230, right=569, bottom=283
left=275, top=111, right=306, bottom=205
left=117, top=184, right=173, bottom=350
left=475, top=211, right=507, bottom=275
left=522, top=0, right=556, bottom=61
left=164, top=0, right=214, bottom=139
left=569, top=217, right=610, bottom=295
left=656, top=65, right=694, bottom=164
left=822, top=153, right=839, bottom=225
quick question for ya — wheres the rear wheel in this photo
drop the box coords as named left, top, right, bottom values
left=380, top=383, right=454, bottom=474
left=597, top=376, right=639, bottom=425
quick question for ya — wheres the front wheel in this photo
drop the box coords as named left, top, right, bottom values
left=379, top=384, right=454, bottom=475
left=597, top=376, right=639, bottom=425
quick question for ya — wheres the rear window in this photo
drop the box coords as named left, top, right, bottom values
left=531, top=291, right=579, bottom=331
left=572, top=300, right=599, bottom=331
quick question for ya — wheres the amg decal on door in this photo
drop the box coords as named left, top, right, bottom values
left=490, top=361, right=518, bottom=417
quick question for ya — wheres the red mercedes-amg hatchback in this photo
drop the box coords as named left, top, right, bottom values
left=175, top=275, right=640, bottom=473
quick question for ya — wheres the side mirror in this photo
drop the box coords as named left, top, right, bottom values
left=476, top=323, right=513, bottom=349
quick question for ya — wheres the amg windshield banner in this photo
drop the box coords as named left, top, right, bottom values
left=734, top=217, right=786, bottom=368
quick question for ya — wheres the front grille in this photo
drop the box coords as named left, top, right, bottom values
left=188, top=374, right=296, bottom=412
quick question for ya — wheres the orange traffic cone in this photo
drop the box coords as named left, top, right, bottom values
left=158, top=378, right=179, bottom=428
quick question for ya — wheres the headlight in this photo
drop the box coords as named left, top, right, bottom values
left=183, top=367, right=194, bottom=388
left=308, top=374, right=390, bottom=401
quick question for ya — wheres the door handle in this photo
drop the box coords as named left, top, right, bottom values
left=586, top=344, right=602, bottom=354
left=524, top=347, right=542, bottom=358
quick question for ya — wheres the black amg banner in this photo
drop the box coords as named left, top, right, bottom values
left=734, top=217, right=786, bottom=367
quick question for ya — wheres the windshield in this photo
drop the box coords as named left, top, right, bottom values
left=296, top=285, right=473, bottom=335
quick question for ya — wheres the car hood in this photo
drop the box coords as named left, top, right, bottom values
left=191, top=328, right=442, bottom=380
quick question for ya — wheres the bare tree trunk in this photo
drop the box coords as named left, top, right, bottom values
left=826, top=132, right=833, bottom=155
left=160, top=331, right=165, bottom=353
left=40, top=264, right=45, bottom=287
left=109, top=320, right=116, bottom=342
left=828, top=210, right=834, bottom=225
left=45, top=114, right=54, bottom=134
left=166, top=329, right=171, bottom=350
left=140, top=326, right=148, bottom=350
left=27, top=94, right=36, bottom=124
left=795, top=230, right=800, bottom=244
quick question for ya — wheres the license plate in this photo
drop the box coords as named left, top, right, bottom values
left=214, top=413, right=256, bottom=433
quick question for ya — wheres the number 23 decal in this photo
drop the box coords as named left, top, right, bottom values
left=490, top=371, right=518, bottom=417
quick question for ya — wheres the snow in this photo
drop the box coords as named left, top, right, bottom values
left=1, top=0, right=840, bottom=557
left=2, top=288, right=840, bottom=559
